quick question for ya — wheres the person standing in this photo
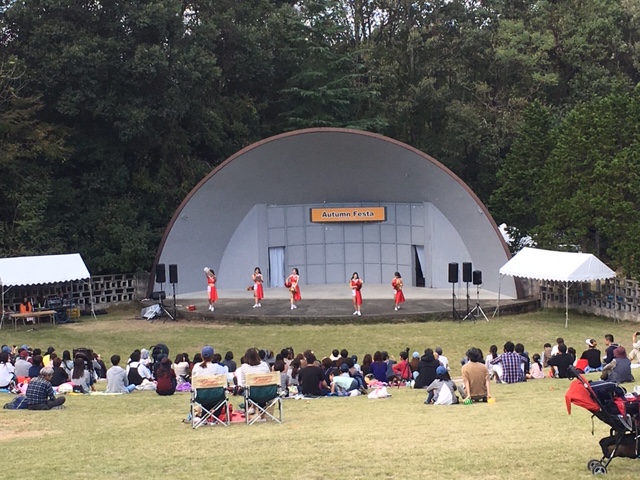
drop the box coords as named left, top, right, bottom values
left=350, top=272, right=363, bottom=316
left=392, top=272, right=405, bottom=311
left=204, top=267, right=218, bottom=312
left=252, top=267, right=264, bottom=308
left=286, top=268, right=301, bottom=310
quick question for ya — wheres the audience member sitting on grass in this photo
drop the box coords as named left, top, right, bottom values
left=360, top=353, right=373, bottom=376
left=515, top=343, right=530, bottom=377
left=298, top=352, right=329, bottom=396
left=414, top=348, right=440, bottom=389
left=486, top=345, right=501, bottom=382
left=603, top=334, right=619, bottom=365
left=370, top=351, right=387, bottom=383
left=235, top=347, right=270, bottom=387
left=541, top=343, right=552, bottom=368
left=127, top=350, right=153, bottom=386
left=580, top=339, right=602, bottom=373
left=547, top=343, right=573, bottom=378
left=601, top=346, right=634, bottom=384
left=155, top=357, right=177, bottom=396
left=28, top=354, right=43, bottom=378
left=526, top=354, right=545, bottom=379
left=50, top=357, right=69, bottom=387
left=287, top=358, right=302, bottom=387
left=14, top=349, right=30, bottom=379
left=490, top=342, right=524, bottom=384
left=629, top=332, right=640, bottom=367
left=551, top=337, right=564, bottom=356
left=222, top=351, right=237, bottom=373
left=172, top=354, right=191, bottom=385
left=329, top=365, right=359, bottom=395
left=0, top=351, right=15, bottom=389
left=106, top=355, right=136, bottom=393
left=425, top=366, right=458, bottom=405
left=459, top=347, right=492, bottom=402
left=26, top=367, right=66, bottom=410
left=392, top=351, right=412, bottom=381
left=435, top=347, right=449, bottom=370
left=70, top=357, right=94, bottom=393
left=61, top=350, right=74, bottom=377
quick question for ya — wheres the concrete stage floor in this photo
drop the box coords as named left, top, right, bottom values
left=153, top=284, right=533, bottom=324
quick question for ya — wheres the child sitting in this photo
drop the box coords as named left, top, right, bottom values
left=329, top=365, right=359, bottom=395
left=425, top=366, right=458, bottom=405
left=527, top=353, right=545, bottom=379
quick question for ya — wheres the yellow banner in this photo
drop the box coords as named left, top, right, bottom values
left=310, top=207, right=386, bottom=223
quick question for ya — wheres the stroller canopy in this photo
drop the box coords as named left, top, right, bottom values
left=565, top=379, right=600, bottom=414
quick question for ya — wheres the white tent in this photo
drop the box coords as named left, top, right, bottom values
left=0, top=253, right=95, bottom=327
left=498, top=247, right=616, bottom=327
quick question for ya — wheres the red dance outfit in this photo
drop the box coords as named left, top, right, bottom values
left=253, top=274, right=264, bottom=300
left=350, top=279, right=363, bottom=305
left=392, top=278, right=405, bottom=304
left=207, top=276, right=218, bottom=302
left=287, top=274, right=301, bottom=301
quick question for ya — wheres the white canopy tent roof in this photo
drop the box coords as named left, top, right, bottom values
left=0, top=253, right=95, bottom=326
left=498, top=247, right=616, bottom=327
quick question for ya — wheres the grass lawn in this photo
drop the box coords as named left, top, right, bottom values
left=1, top=308, right=639, bottom=479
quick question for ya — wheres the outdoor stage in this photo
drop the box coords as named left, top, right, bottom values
left=157, top=284, right=535, bottom=324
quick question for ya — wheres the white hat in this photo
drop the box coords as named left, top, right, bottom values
left=585, top=338, right=596, bottom=347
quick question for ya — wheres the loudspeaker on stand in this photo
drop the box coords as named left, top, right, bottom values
left=155, top=263, right=166, bottom=284
left=169, top=264, right=178, bottom=284
left=448, top=263, right=459, bottom=283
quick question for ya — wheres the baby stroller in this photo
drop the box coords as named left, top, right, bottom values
left=150, top=343, right=169, bottom=376
left=565, top=364, right=640, bottom=474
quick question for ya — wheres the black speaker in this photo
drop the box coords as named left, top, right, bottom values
left=472, top=270, right=483, bottom=285
left=155, top=263, right=166, bottom=284
left=169, top=264, right=178, bottom=284
left=448, top=263, right=459, bottom=283
left=462, top=262, right=472, bottom=283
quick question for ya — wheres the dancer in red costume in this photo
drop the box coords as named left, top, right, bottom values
left=204, top=267, right=218, bottom=311
left=252, top=267, right=264, bottom=308
left=392, top=271, right=405, bottom=311
left=350, top=272, right=363, bottom=316
left=285, top=268, right=301, bottom=310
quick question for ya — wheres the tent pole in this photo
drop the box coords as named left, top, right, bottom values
left=614, top=278, right=618, bottom=323
left=88, top=278, right=97, bottom=320
left=494, top=274, right=502, bottom=318
left=565, top=282, right=569, bottom=329
left=1, top=285, right=4, bottom=330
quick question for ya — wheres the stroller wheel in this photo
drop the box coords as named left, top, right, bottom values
left=591, top=462, right=607, bottom=475
left=587, top=459, right=599, bottom=471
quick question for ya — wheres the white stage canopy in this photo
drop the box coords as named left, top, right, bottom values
left=498, top=247, right=616, bottom=327
left=0, top=253, right=90, bottom=286
left=0, top=253, right=94, bottom=326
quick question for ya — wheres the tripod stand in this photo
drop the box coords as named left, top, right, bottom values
left=463, top=284, right=489, bottom=322
left=150, top=287, right=175, bottom=324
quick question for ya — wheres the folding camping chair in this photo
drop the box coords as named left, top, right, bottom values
left=190, top=374, right=230, bottom=428
left=244, top=371, right=283, bottom=425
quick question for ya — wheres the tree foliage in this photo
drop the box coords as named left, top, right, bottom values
left=1, top=0, right=640, bottom=275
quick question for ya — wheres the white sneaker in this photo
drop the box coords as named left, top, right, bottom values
left=209, top=305, right=213, bottom=311
left=291, top=305, right=295, bottom=310
left=211, top=306, right=214, bottom=312
left=253, top=304, right=258, bottom=308
left=292, top=305, right=297, bottom=309
left=394, top=306, right=398, bottom=311
left=353, top=311, right=358, bottom=315
left=357, top=311, right=361, bottom=316
left=257, top=303, right=261, bottom=307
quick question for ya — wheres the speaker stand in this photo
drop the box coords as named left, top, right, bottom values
left=463, top=285, right=489, bottom=322
left=451, top=283, right=462, bottom=321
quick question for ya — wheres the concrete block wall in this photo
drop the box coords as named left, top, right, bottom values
left=3, top=272, right=147, bottom=312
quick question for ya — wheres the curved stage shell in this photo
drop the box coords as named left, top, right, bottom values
left=152, top=128, right=518, bottom=299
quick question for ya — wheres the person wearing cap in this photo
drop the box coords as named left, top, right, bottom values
left=192, top=346, right=228, bottom=377
left=25, top=367, right=66, bottom=410
left=410, top=352, right=420, bottom=379
left=425, top=366, right=458, bottom=405
left=580, top=339, right=602, bottom=373
left=601, top=346, right=634, bottom=383
left=14, top=349, right=31, bottom=379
